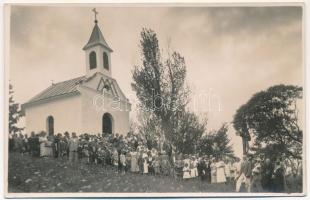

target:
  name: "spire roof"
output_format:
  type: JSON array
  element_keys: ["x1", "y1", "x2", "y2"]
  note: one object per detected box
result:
[{"x1": 83, "y1": 23, "x2": 113, "y2": 52}]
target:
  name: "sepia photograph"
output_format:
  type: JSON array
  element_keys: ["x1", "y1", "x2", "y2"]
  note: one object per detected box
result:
[{"x1": 4, "y1": 3, "x2": 305, "y2": 197}]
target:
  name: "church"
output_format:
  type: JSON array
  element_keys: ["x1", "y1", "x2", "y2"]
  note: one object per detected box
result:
[{"x1": 22, "y1": 13, "x2": 131, "y2": 136}]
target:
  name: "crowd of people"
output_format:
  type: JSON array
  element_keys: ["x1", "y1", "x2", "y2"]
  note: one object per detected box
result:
[{"x1": 9, "y1": 131, "x2": 302, "y2": 193}]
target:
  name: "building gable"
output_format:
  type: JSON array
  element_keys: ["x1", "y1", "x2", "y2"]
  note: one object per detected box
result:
[{"x1": 80, "y1": 72, "x2": 129, "y2": 102}]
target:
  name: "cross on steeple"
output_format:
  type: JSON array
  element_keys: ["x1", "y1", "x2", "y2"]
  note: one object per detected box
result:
[{"x1": 92, "y1": 8, "x2": 98, "y2": 23}]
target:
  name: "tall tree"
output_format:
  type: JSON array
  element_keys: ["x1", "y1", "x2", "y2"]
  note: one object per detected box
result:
[
  {"x1": 132, "y1": 28, "x2": 190, "y2": 150},
  {"x1": 197, "y1": 123, "x2": 233, "y2": 158},
  {"x1": 233, "y1": 84, "x2": 303, "y2": 159},
  {"x1": 9, "y1": 83, "x2": 24, "y2": 134}
]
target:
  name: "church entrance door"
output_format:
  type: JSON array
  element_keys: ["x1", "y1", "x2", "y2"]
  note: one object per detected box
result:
[{"x1": 102, "y1": 113, "x2": 113, "y2": 134}]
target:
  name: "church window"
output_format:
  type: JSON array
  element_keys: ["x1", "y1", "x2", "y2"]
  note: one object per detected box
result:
[
  {"x1": 89, "y1": 51, "x2": 97, "y2": 69},
  {"x1": 103, "y1": 52, "x2": 109, "y2": 70},
  {"x1": 47, "y1": 116, "x2": 54, "y2": 136}
]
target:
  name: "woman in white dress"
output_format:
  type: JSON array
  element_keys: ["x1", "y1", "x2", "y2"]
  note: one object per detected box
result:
[
  {"x1": 210, "y1": 158, "x2": 217, "y2": 183},
  {"x1": 216, "y1": 158, "x2": 227, "y2": 183},
  {"x1": 142, "y1": 150, "x2": 149, "y2": 174},
  {"x1": 39, "y1": 131, "x2": 48, "y2": 157},
  {"x1": 130, "y1": 151, "x2": 139, "y2": 172},
  {"x1": 190, "y1": 156, "x2": 198, "y2": 178}
]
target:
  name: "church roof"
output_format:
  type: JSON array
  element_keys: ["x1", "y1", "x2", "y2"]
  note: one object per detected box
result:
[
  {"x1": 83, "y1": 23, "x2": 113, "y2": 52},
  {"x1": 23, "y1": 76, "x2": 86, "y2": 107},
  {"x1": 22, "y1": 72, "x2": 129, "y2": 109}
]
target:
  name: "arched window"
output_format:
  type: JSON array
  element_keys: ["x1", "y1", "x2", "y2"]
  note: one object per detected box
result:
[
  {"x1": 46, "y1": 116, "x2": 54, "y2": 136},
  {"x1": 89, "y1": 51, "x2": 97, "y2": 69},
  {"x1": 103, "y1": 52, "x2": 109, "y2": 70}
]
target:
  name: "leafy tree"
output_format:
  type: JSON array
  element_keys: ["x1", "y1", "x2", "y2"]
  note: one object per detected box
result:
[
  {"x1": 172, "y1": 111, "x2": 205, "y2": 154},
  {"x1": 135, "y1": 110, "x2": 161, "y2": 150},
  {"x1": 9, "y1": 83, "x2": 24, "y2": 134},
  {"x1": 132, "y1": 28, "x2": 190, "y2": 151},
  {"x1": 197, "y1": 123, "x2": 233, "y2": 158},
  {"x1": 233, "y1": 84, "x2": 303, "y2": 159}
]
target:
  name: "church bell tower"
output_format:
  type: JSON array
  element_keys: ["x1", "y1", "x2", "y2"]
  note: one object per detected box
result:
[{"x1": 83, "y1": 8, "x2": 113, "y2": 77}]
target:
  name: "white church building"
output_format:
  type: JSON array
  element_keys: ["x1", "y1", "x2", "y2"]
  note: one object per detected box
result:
[{"x1": 22, "y1": 15, "x2": 131, "y2": 136}]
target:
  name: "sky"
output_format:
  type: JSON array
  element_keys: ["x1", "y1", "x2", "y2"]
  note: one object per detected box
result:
[{"x1": 9, "y1": 5, "x2": 303, "y2": 157}]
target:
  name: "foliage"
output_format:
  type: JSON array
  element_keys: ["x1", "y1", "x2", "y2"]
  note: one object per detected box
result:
[
  {"x1": 172, "y1": 110, "x2": 205, "y2": 154},
  {"x1": 9, "y1": 83, "x2": 24, "y2": 134},
  {"x1": 197, "y1": 123, "x2": 233, "y2": 158},
  {"x1": 233, "y1": 84, "x2": 303, "y2": 159},
  {"x1": 135, "y1": 110, "x2": 161, "y2": 150},
  {"x1": 131, "y1": 28, "x2": 191, "y2": 151}
]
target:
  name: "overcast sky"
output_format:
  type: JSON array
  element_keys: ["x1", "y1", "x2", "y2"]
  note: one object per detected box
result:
[{"x1": 9, "y1": 5, "x2": 303, "y2": 157}]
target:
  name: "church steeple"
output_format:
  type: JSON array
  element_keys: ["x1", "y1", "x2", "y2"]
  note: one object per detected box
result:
[{"x1": 83, "y1": 8, "x2": 113, "y2": 77}]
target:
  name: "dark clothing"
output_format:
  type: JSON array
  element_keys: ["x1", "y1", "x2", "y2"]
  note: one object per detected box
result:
[
  {"x1": 261, "y1": 162, "x2": 274, "y2": 191},
  {"x1": 272, "y1": 166, "x2": 285, "y2": 192},
  {"x1": 205, "y1": 161, "x2": 211, "y2": 183},
  {"x1": 53, "y1": 137, "x2": 60, "y2": 158},
  {"x1": 197, "y1": 160, "x2": 207, "y2": 181},
  {"x1": 9, "y1": 138, "x2": 14, "y2": 152},
  {"x1": 28, "y1": 136, "x2": 40, "y2": 157}
]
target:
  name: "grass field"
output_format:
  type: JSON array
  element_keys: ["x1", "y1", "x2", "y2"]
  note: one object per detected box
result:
[{"x1": 8, "y1": 152, "x2": 235, "y2": 193}]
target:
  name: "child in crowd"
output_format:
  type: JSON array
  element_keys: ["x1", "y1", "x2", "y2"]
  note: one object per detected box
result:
[
  {"x1": 183, "y1": 163, "x2": 191, "y2": 180},
  {"x1": 112, "y1": 148, "x2": 119, "y2": 174},
  {"x1": 120, "y1": 151, "x2": 126, "y2": 175}
]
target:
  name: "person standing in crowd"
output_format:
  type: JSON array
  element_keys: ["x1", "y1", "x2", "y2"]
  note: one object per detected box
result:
[
  {"x1": 272, "y1": 159, "x2": 285, "y2": 192},
  {"x1": 210, "y1": 157, "x2": 217, "y2": 183},
  {"x1": 183, "y1": 162, "x2": 191, "y2": 180},
  {"x1": 130, "y1": 150, "x2": 139, "y2": 173},
  {"x1": 224, "y1": 158, "x2": 232, "y2": 184},
  {"x1": 119, "y1": 151, "x2": 126, "y2": 175},
  {"x1": 64, "y1": 131, "x2": 70, "y2": 159},
  {"x1": 28, "y1": 132, "x2": 36, "y2": 157},
  {"x1": 23, "y1": 134, "x2": 30, "y2": 154},
  {"x1": 261, "y1": 158, "x2": 274, "y2": 192},
  {"x1": 216, "y1": 157, "x2": 226, "y2": 184},
  {"x1": 59, "y1": 134, "x2": 68, "y2": 158},
  {"x1": 9, "y1": 134, "x2": 14, "y2": 152},
  {"x1": 147, "y1": 151, "x2": 153, "y2": 174},
  {"x1": 160, "y1": 151, "x2": 170, "y2": 176},
  {"x1": 192, "y1": 156, "x2": 198, "y2": 178},
  {"x1": 229, "y1": 159, "x2": 236, "y2": 184},
  {"x1": 153, "y1": 156, "x2": 160, "y2": 176},
  {"x1": 125, "y1": 150, "x2": 131, "y2": 173},
  {"x1": 138, "y1": 150, "x2": 144, "y2": 174},
  {"x1": 45, "y1": 135, "x2": 54, "y2": 157},
  {"x1": 205, "y1": 156, "x2": 212, "y2": 183},
  {"x1": 16, "y1": 134, "x2": 25, "y2": 154},
  {"x1": 142, "y1": 150, "x2": 149, "y2": 174},
  {"x1": 251, "y1": 158, "x2": 263, "y2": 192},
  {"x1": 174, "y1": 154, "x2": 184, "y2": 180},
  {"x1": 53, "y1": 133, "x2": 61, "y2": 158},
  {"x1": 39, "y1": 131, "x2": 48, "y2": 157},
  {"x1": 236, "y1": 155, "x2": 252, "y2": 192},
  {"x1": 68, "y1": 132, "x2": 79, "y2": 164},
  {"x1": 112, "y1": 148, "x2": 119, "y2": 174},
  {"x1": 197, "y1": 156, "x2": 207, "y2": 181},
  {"x1": 232, "y1": 157, "x2": 240, "y2": 186}
]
